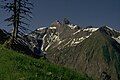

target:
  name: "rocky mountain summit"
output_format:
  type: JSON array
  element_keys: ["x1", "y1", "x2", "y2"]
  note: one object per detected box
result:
[{"x1": 29, "y1": 19, "x2": 120, "y2": 80}]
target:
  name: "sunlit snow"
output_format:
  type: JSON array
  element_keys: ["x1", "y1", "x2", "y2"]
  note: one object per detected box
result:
[
  {"x1": 71, "y1": 33, "x2": 92, "y2": 46},
  {"x1": 68, "y1": 24, "x2": 77, "y2": 29},
  {"x1": 112, "y1": 36, "x2": 120, "y2": 44},
  {"x1": 83, "y1": 28, "x2": 99, "y2": 32},
  {"x1": 49, "y1": 27, "x2": 56, "y2": 29},
  {"x1": 73, "y1": 30, "x2": 81, "y2": 35},
  {"x1": 41, "y1": 34, "x2": 47, "y2": 51},
  {"x1": 37, "y1": 27, "x2": 46, "y2": 30},
  {"x1": 105, "y1": 26, "x2": 113, "y2": 31}
]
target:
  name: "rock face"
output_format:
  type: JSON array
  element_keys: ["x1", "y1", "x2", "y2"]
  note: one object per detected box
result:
[
  {"x1": 0, "y1": 29, "x2": 9, "y2": 44},
  {"x1": 29, "y1": 20, "x2": 120, "y2": 80}
]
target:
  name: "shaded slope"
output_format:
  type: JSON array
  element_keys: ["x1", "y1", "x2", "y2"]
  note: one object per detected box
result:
[
  {"x1": 74, "y1": 30, "x2": 120, "y2": 80},
  {"x1": 0, "y1": 45, "x2": 92, "y2": 80}
]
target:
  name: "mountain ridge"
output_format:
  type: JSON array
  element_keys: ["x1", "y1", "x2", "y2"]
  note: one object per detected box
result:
[{"x1": 30, "y1": 20, "x2": 120, "y2": 80}]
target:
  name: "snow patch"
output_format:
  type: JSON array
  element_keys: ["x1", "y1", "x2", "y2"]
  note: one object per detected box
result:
[
  {"x1": 71, "y1": 33, "x2": 92, "y2": 45},
  {"x1": 58, "y1": 41, "x2": 62, "y2": 45},
  {"x1": 71, "y1": 37, "x2": 85, "y2": 45},
  {"x1": 58, "y1": 40, "x2": 65, "y2": 45},
  {"x1": 41, "y1": 34, "x2": 47, "y2": 51},
  {"x1": 106, "y1": 26, "x2": 120, "y2": 33},
  {"x1": 68, "y1": 24, "x2": 78, "y2": 29},
  {"x1": 85, "y1": 33, "x2": 92, "y2": 38},
  {"x1": 44, "y1": 33, "x2": 60, "y2": 51},
  {"x1": 114, "y1": 29, "x2": 120, "y2": 33},
  {"x1": 105, "y1": 26, "x2": 113, "y2": 31},
  {"x1": 49, "y1": 27, "x2": 56, "y2": 29},
  {"x1": 45, "y1": 44, "x2": 51, "y2": 51},
  {"x1": 73, "y1": 30, "x2": 81, "y2": 35},
  {"x1": 83, "y1": 28, "x2": 99, "y2": 32},
  {"x1": 112, "y1": 36, "x2": 120, "y2": 44},
  {"x1": 37, "y1": 27, "x2": 46, "y2": 30}
]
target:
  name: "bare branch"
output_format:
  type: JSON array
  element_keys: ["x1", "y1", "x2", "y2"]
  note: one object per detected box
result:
[
  {"x1": 20, "y1": 15, "x2": 31, "y2": 21},
  {"x1": 4, "y1": 15, "x2": 14, "y2": 22}
]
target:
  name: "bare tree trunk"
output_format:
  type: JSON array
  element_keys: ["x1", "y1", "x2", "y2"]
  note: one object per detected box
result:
[
  {"x1": 16, "y1": 0, "x2": 21, "y2": 37},
  {"x1": 3, "y1": 0, "x2": 33, "y2": 43},
  {"x1": 12, "y1": 0, "x2": 17, "y2": 43}
]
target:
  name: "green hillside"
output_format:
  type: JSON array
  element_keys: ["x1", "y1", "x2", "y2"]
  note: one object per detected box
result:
[{"x1": 0, "y1": 45, "x2": 92, "y2": 80}]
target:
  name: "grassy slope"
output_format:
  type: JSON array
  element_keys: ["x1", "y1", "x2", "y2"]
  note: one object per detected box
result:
[{"x1": 0, "y1": 45, "x2": 92, "y2": 80}]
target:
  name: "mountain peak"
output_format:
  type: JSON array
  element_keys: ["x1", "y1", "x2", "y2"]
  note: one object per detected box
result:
[
  {"x1": 51, "y1": 20, "x2": 61, "y2": 27},
  {"x1": 27, "y1": 23, "x2": 120, "y2": 80},
  {"x1": 63, "y1": 18, "x2": 71, "y2": 24}
]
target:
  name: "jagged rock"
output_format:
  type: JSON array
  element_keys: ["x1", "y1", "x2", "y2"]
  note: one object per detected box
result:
[
  {"x1": 51, "y1": 20, "x2": 61, "y2": 27},
  {"x1": 63, "y1": 18, "x2": 70, "y2": 24}
]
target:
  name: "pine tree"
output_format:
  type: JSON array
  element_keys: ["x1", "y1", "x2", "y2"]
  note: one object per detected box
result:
[{"x1": 1, "y1": 0, "x2": 33, "y2": 43}]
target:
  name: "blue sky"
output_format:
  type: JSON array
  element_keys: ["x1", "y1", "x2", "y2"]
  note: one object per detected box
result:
[{"x1": 0, "y1": 0, "x2": 120, "y2": 31}]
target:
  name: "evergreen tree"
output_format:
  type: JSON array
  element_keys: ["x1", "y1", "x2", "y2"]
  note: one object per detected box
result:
[{"x1": 1, "y1": 0, "x2": 33, "y2": 43}]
